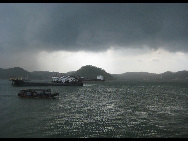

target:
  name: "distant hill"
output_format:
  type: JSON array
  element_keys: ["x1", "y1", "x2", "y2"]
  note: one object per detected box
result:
[
  {"x1": 159, "y1": 71, "x2": 188, "y2": 81},
  {"x1": 0, "y1": 65, "x2": 114, "y2": 80},
  {"x1": 30, "y1": 71, "x2": 60, "y2": 80},
  {"x1": 112, "y1": 72, "x2": 158, "y2": 80},
  {"x1": 71, "y1": 65, "x2": 115, "y2": 80},
  {"x1": 112, "y1": 71, "x2": 188, "y2": 81},
  {"x1": 0, "y1": 67, "x2": 59, "y2": 80},
  {"x1": 0, "y1": 67, "x2": 30, "y2": 79},
  {"x1": 1, "y1": 66, "x2": 188, "y2": 82}
]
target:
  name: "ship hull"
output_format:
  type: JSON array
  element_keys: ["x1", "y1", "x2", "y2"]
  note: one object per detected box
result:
[
  {"x1": 82, "y1": 79, "x2": 105, "y2": 82},
  {"x1": 11, "y1": 80, "x2": 83, "y2": 86}
]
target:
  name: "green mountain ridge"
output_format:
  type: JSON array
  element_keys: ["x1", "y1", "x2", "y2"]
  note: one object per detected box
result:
[
  {"x1": 0, "y1": 66, "x2": 114, "y2": 80},
  {"x1": 0, "y1": 67, "x2": 30, "y2": 79},
  {"x1": 71, "y1": 65, "x2": 114, "y2": 80},
  {"x1": 112, "y1": 71, "x2": 188, "y2": 81},
  {"x1": 1, "y1": 66, "x2": 188, "y2": 81}
]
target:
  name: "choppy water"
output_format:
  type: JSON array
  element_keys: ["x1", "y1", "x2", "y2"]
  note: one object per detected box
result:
[{"x1": 0, "y1": 79, "x2": 187, "y2": 138}]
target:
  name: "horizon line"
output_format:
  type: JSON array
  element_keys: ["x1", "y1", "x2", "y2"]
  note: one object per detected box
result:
[{"x1": 1, "y1": 66, "x2": 188, "y2": 75}]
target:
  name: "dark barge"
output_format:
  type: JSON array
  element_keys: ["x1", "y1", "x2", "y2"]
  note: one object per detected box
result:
[{"x1": 18, "y1": 89, "x2": 59, "y2": 98}]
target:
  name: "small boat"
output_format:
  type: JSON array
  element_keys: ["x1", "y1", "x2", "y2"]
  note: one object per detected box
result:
[{"x1": 18, "y1": 89, "x2": 59, "y2": 98}]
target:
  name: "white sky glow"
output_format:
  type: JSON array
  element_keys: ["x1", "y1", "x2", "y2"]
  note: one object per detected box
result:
[{"x1": 35, "y1": 48, "x2": 188, "y2": 74}]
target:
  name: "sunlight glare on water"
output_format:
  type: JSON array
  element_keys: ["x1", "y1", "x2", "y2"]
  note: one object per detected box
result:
[{"x1": 0, "y1": 80, "x2": 187, "y2": 138}]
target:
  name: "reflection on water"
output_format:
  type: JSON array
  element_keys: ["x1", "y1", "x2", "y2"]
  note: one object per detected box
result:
[{"x1": 0, "y1": 80, "x2": 187, "y2": 137}]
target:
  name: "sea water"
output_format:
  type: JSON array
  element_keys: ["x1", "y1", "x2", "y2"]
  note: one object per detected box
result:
[{"x1": 0, "y1": 79, "x2": 187, "y2": 138}]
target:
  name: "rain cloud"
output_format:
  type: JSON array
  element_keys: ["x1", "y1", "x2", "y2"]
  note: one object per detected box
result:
[{"x1": 0, "y1": 3, "x2": 188, "y2": 53}]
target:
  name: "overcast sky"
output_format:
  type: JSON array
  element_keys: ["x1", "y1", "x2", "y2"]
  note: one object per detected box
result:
[{"x1": 0, "y1": 3, "x2": 188, "y2": 74}]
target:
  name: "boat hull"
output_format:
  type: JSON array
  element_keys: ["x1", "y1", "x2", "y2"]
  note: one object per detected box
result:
[
  {"x1": 18, "y1": 89, "x2": 59, "y2": 98},
  {"x1": 11, "y1": 80, "x2": 83, "y2": 86}
]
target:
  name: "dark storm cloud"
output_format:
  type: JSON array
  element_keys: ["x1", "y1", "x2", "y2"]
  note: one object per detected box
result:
[{"x1": 0, "y1": 3, "x2": 188, "y2": 53}]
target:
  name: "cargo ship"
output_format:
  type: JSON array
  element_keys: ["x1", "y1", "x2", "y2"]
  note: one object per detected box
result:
[{"x1": 10, "y1": 75, "x2": 83, "y2": 86}]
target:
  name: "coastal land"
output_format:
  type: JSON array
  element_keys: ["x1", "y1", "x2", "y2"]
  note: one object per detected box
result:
[{"x1": 1, "y1": 65, "x2": 188, "y2": 82}]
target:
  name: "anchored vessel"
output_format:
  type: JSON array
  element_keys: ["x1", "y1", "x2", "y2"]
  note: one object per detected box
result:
[
  {"x1": 18, "y1": 89, "x2": 59, "y2": 98},
  {"x1": 78, "y1": 75, "x2": 105, "y2": 82},
  {"x1": 10, "y1": 75, "x2": 83, "y2": 86}
]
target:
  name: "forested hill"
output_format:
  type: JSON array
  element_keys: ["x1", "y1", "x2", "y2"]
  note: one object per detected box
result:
[
  {"x1": 71, "y1": 65, "x2": 115, "y2": 80},
  {"x1": 0, "y1": 66, "x2": 115, "y2": 80},
  {"x1": 1, "y1": 66, "x2": 188, "y2": 81},
  {"x1": 112, "y1": 71, "x2": 188, "y2": 81},
  {"x1": 0, "y1": 67, "x2": 30, "y2": 79},
  {"x1": 0, "y1": 67, "x2": 58, "y2": 80}
]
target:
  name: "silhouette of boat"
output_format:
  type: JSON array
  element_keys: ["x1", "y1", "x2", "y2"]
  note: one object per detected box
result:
[{"x1": 18, "y1": 89, "x2": 59, "y2": 98}]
